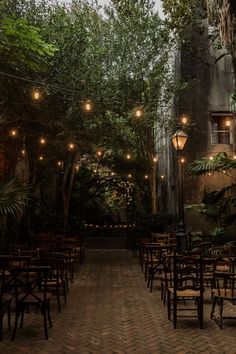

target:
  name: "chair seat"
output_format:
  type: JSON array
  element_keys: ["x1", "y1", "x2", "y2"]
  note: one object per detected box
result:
[
  {"x1": 47, "y1": 278, "x2": 63, "y2": 285},
  {"x1": 211, "y1": 288, "x2": 236, "y2": 299},
  {"x1": 169, "y1": 287, "x2": 201, "y2": 297}
]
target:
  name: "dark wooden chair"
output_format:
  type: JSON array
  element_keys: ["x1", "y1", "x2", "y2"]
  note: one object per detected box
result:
[
  {"x1": 0, "y1": 261, "x2": 13, "y2": 341},
  {"x1": 211, "y1": 257, "x2": 236, "y2": 328},
  {"x1": 11, "y1": 266, "x2": 52, "y2": 340},
  {"x1": 38, "y1": 255, "x2": 67, "y2": 313},
  {"x1": 167, "y1": 255, "x2": 204, "y2": 329}
]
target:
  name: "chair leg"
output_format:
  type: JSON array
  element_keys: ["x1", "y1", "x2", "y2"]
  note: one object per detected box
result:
[
  {"x1": 0, "y1": 312, "x2": 3, "y2": 341},
  {"x1": 219, "y1": 299, "x2": 224, "y2": 329},
  {"x1": 173, "y1": 299, "x2": 177, "y2": 329},
  {"x1": 12, "y1": 309, "x2": 19, "y2": 340},
  {"x1": 56, "y1": 286, "x2": 61, "y2": 313},
  {"x1": 7, "y1": 304, "x2": 11, "y2": 330},
  {"x1": 47, "y1": 303, "x2": 52, "y2": 328},
  {"x1": 43, "y1": 305, "x2": 48, "y2": 340},
  {"x1": 211, "y1": 296, "x2": 217, "y2": 319}
]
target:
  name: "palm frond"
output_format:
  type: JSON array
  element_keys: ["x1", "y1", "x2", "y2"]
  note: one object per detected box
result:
[
  {"x1": 0, "y1": 178, "x2": 30, "y2": 216},
  {"x1": 185, "y1": 203, "x2": 218, "y2": 217},
  {"x1": 186, "y1": 152, "x2": 236, "y2": 176}
]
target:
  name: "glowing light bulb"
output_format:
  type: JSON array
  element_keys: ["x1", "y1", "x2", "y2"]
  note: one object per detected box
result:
[
  {"x1": 233, "y1": 155, "x2": 236, "y2": 160},
  {"x1": 75, "y1": 165, "x2": 79, "y2": 171},
  {"x1": 21, "y1": 149, "x2": 26, "y2": 156},
  {"x1": 40, "y1": 138, "x2": 46, "y2": 145},
  {"x1": 97, "y1": 150, "x2": 102, "y2": 156},
  {"x1": 209, "y1": 156, "x2": 213, "y2": 160},
  {"x1": 144, "y1": 175, "x2": 148, "y2": 179},
  {"x1": 85, "y1": 102, "x2": 91, "y2": 111},
  {"x1": 128, "y1": 174, "x2": 132, "y2": 178},
  {"x1": 135, "y1": 108, "x2": 142, "y2": 118},
  {"x1": 180, "y1": 158, "x2": 185, "y2": 163},
  {"x1": 153, "y1": 157, "x2": 158, "y2": 163},
  {"x1": 111, "y1": 172, "x2": 115, "y2": 176},
  {"x1": 225, "y1": 118, "x2": 231, "y2": 127},
  {"x1": 181, "y1": 115, "x2": 188, "y2": 124},
  {"x1": 39, "y1": 155, "x2": 44, "y2": 161},
  {"x1": 160, "y1": 175, "x2": 165, "y2": 179},
  {"x1": 10, "y1": 129, "x2": 17, "y2": 137},
  {"x1": 126, "y1": 153, "x2": 131, "y2": 160},
  {"x1": 68, "y1": 143, "x2": 75, "y2": 150},
  {"x1": 57, "y1": 161, "x2": 62, "y2": 166},
  {"x1": 32, "y1": 89, "x2": 41, "y2": 100},
  {"x1": 208, "y1": 172, "x2": 211, "y2": 176}
]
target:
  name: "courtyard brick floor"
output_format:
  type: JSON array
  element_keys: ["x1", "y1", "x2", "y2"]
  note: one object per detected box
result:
[{"x1": 1, "y1": 249, "x2": 236, "y2": 353}]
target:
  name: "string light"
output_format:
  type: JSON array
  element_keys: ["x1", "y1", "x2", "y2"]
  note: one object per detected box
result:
[
  {"x1": 75, "y1": 165, "x2": 79, "y2": 171},
  {"x1": 144, "y1": 174, "x2": 149, "y2": 179},
  {"x1": 180, "y1": 158, "x2": 185, "y2": 163},
  {"x1": 57, "y1": 161, "x2": 62, "y2": 166},
  {"x1": 233, "y1": 155, "x2": 236, "y2": 160},
  {"x1": 84, "y1": 101, "x2": 92, "y2": 112},
  {"x1": 97, "y1": 150, "x2": 102, "y2": 156},
  {"x1": 10, "y1": 129, "x2": 17, "y2": 137},
  {"x1": 32, "y1": 88, "x2": 41, "y2": 101},
  {"x1": 68, "y1": 143, "x2": 75, "y2": 150},
  {"x1": 208, "y1": 172, "x2": 212, "y2": 176},
  {"x1": 181, "y1": 115, "x2": 188, "y2": 124},
  {"x1": 209, "y1": 156, "x2": 213, "y2": 160},
  {"x1": 225, "y1": 117, "x2": 231, "y2": 127},
  {"x1": 21, "y1": 149, "x2": 26, "y2": 156},
  {"x1": 39, "y1": 137, "x2": 46, "y2": 145},
  {"x1": 111, "y1": 172, "x2": 115, "y2": 176},
  {"x1": 126, "y1": 153, "x2": 131, "y2": 160},
  {"x1": 160, "y1": 174, "x2": 165, "y2": 179},
  {"x1": 153, "y1": 157, "x2": 158, "y2": 163},
  {"x1": 128, "y1": 174, "x2": 132, "y2": 178},
  {"x1": 134, "y1": 108, "x2": 143, "y2": 118},
  {"x1": 39, "y1": 155, "x2": 44, "y2": 161}
]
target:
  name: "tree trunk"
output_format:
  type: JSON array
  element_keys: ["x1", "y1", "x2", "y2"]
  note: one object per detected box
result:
[
  {"x1": 150, "y1": 160, "x2": 157, "y2": 215},
  {"x1": 62, "y1": 151, "x2": 79, "y2": 233}
]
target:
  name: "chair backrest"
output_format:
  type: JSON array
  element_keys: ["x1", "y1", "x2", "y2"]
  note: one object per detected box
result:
[
  {"x1": 214, "y1": 271, "x2": 236, "y2": 299},
  {"x1": 11, "y1": 266, "x2": 50, "y2": 303},
  {"x1": 173, "y1": 255, "x2": 203, "y2": 293}
]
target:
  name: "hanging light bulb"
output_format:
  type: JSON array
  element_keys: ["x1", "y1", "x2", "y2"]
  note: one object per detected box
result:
[
  {"x1": 153, "y1": 157, "x2": 158, "y2": 163},
  {"x1": 160, "y1": 174, "x2": 165, "y2": 180},
  {"x1": 181, "y1": 115, "x2": 188, "y2": 125},
  {"x1": 21, "y1": 149, "x2": 26, "y2": 156},
  {"x1": 84, "y1": 101, "x2": 92, "y2": 112},
  {"x1": 68, "y1": 143, "x2": 75, "y2": 150},
  {"x1": 128, "y1": 174, "x2": 132, "y2": 178},
  {"x1": 135, "y1": 108, "x2": 143, "y2": 118},
  {"x1": 57, "y1": 161, "x2": 62, "y2": 166},
  {"x1": 39, "y1": 137, "x2": 46, "y2": 145},
  {"x1": 10, "y1": 129, "x2": 17, "y2": 137},
  {"x1": 97, "y1": 150, "x2": 103, "y2": 156},
  {"x1": 233, "y1": 155, "x2": 236, "y2": 160},
  {"x1": 180, "y1": 157, "x2": 185, "y2": 163},
  {"x1": 144, "y1": 174, "x2": 149, "y2": 179},
  {"x1": 126, "y1": 153, "x2": 131, "y2": 160},
  {"x1": 39, "y1": 155, "x2": 44, "y2": 161},
  {"x1": 209, "y1": 156, "x2": 213, "y2": 160},
  {"x1": 225, "y1": 117, "x2": 231, "y2": 127},
  {"x1": 32, "y1": 88, "x2": 41, "y2": 101}
]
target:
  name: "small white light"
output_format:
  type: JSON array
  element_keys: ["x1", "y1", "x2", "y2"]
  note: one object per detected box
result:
[
  {"x1": 144, "y1": 175, "x2": 148, "y2": 179},
  {"x1": 39, "y1": 155, "x2": 44, "y2": 161},
  {"x1": 97, "y1": 150, "x2": 102, "y2": 156},
  {"x1": 153, "y1": 157, "x2": 158, "y2": 163},
  {"x1": 10, "y1": 129, "x2": 17, "y2": 137},
  {"x1": 160, "y1": 175, "x2": 165, "y2": 179},
  {"x1": 128, "y1": 174, "x2": 132, "y2": 178},
  {"x1": 68, "y1": 143, "x2": 75, "y2": 150},
  {"x1": 225, "y1": 118, "x2": 231, "y2": 127},
  {"x1": 135, "y1": 108, "x2": 142, "y2": 118},
  {"x1": 209, "y1": 156, "x2": 213, "y2": 160},
  {"x1": 180, "y1": 158, "x2": 185, "y2": 163},
  {"x1": 181, "y1": 115, "x2": 188, "y2": 124},
  {"x1": 85, "y1": 102, "x2": 91, "y2": 111},
  {"x1": 126, "y1": 153, "x2": 131, "y2": 160},
  {"x1": 40, "y1": 138, "x2": 46, "y2": 145}
]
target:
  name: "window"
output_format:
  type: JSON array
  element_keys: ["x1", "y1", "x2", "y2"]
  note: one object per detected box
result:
[{"x1": 211, "y1": 113, "x2": 232, "y2": 144}]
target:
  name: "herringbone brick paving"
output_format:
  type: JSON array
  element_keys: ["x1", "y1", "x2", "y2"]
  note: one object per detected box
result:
[{"x1": 0, "y1": 249, "x2": 236, "y2": 353}]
